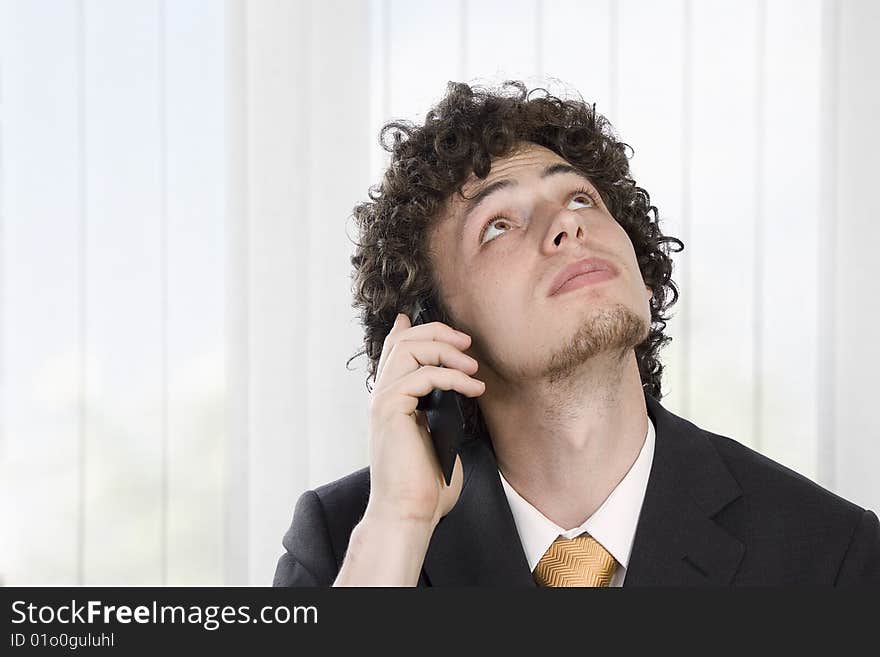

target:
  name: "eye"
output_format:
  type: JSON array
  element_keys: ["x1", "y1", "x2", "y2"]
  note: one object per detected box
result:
[
  {"x1": 479, "y1": 215, "x2": 512, "y2": 245},
  {"x1": 478, "y1": 186, "x2": 599, "y2": 245},
  {"x1": 570, "y1": 186, "x2": 599, "y2": 208}
]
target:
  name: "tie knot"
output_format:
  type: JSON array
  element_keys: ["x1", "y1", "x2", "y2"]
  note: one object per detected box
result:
[{"x1": 533, "y1": 533, "x2": 618, "y2": 587}]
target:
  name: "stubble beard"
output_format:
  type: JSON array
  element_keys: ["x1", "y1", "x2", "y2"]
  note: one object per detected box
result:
[{"x1": 542, "y1": 301, "x2": 650, "y2": 385}]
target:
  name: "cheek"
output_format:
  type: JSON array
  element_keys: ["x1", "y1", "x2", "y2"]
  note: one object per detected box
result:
[
  {"x1": 463, "y1": 276, "x2": 519, "y2": 325},
  {"x1": 610, "y1": 226, "x2": 640, "y2": 267},
  {"x1": 608, "y1": 217, "x2": 632, "y2": 244},
  {"x1": 472, "y1": 236, "x2": 517, "y2": 264}
]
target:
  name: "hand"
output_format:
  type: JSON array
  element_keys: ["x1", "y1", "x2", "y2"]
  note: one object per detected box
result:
[{"x1": 365, "y1": 311, "x2": 485, "y2": 529}]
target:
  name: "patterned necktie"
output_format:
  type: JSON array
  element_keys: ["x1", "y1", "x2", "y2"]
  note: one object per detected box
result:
[{"x1": 533, "y1": 533, "x2": 619, "y2": 587}]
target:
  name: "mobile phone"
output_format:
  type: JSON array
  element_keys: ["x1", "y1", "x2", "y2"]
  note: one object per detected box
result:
[{"x1": 410, "y1": 297, "x2": 473, "y2": 486}]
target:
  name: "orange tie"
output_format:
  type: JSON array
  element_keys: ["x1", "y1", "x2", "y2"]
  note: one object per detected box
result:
[{"x1": 533, "y1": 533, "x2": 619, "y2": 587}]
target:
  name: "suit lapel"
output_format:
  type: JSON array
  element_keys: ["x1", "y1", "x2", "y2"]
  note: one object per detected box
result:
[
  {"x1": 624, "y1": 394, "x2": 745, "y2": 586},
  {"x1": 423, "y1": 391, "x2": 746, "y2": 586},
  {"x1": 423, "y1": 436, "x2": 537, "y2": 586}
]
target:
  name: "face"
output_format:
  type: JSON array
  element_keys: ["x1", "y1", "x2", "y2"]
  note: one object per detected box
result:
[{"x1": 428, "y1": 142, "x2": 653, "y2": 386}]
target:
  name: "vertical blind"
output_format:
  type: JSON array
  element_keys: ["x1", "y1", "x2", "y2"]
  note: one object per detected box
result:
[{"x1": 1, "y1": 0, "x2": 878, "y2": 585}]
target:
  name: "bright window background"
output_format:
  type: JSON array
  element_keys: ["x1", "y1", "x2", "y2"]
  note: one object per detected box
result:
[{"x1": 1, "y1": 0, "x2": 878, "y2": 585}]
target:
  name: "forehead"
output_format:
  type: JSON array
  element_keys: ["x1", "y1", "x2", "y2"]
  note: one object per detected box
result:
[{"x1": 457, "y1": 142, "x2": 571, "y2": 199}]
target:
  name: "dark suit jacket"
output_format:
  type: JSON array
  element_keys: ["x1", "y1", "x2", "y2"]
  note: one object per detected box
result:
[{"x1": 273, "y1": 391, "x2": 880, "y2": 586}]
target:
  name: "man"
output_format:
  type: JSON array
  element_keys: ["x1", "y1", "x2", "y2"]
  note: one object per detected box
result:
[{"x1": 273, "y1": 81, "x2": 880, "y2": 586}]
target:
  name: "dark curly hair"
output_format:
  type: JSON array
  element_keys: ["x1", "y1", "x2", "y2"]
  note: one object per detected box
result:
[{"x1": 346, "y1": 80, "x2": 683, "y2": 444}]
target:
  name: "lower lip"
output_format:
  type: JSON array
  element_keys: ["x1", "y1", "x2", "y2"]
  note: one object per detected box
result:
[{"x1": 551, "y1": 269, "x2": 616, "y2": 296}]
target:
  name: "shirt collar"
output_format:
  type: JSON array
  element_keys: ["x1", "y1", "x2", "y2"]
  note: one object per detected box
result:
[{"x1": 498, "y1": 414, "x2": 656, "y2": 572}]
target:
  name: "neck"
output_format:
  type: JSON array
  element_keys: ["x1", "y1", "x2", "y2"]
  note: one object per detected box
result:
[{"x1": 477, "y1": 348, "x2": 649, "y2": 530}]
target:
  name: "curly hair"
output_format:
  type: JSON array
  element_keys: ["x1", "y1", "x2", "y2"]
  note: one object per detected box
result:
[{"x1": 346, "y1": 79, "x2": 683, "y2": 444}]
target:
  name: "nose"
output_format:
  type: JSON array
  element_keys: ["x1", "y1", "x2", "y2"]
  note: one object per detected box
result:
[
  {"x1": 553, "y1": 223, "x2": 585, "y2": 246},
  {"x1": 548, "y1": 210, "x2": 588, "y2": 248}
]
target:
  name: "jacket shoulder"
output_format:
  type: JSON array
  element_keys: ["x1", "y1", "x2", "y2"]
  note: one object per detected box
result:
[
  {"x1": 702, "y1": 430, "x2": 880, "y2": 584},
  {"x1": 701, "y1": 429, "x2": 875, "y2": 580},
  {"x1": 272, "y1": 466, "x2": 371, "y2": 587},
  {"x1": 312, "y1": 465, "x2": 372, "y2": 541},
  {"x1": 705, "y1": 430, "x2": 865, "y2": 519}
]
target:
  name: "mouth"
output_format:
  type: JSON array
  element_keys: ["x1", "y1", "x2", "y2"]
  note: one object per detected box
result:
[
  {"x1": 550, "y1": 269, "x2": 617, "y2": 296},
  {"x1": 548, "y1": 257, "x2": 618, "y2": 297}
]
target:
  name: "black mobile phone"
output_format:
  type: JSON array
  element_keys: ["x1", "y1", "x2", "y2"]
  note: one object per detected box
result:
[{"x1": 410, "y1": 297, "x2": 473, "y2": 486}]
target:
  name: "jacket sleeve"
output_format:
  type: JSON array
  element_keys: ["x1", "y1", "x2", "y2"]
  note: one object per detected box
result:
[
  {"x1": 272, "y1": 489, "x2": 339, "y2": 587},
  {"x1": 834, "y1": 509, "x2": 880, "y2": 586}
]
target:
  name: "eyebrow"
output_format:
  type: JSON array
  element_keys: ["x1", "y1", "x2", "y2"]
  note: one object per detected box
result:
[{"x1": 460, "y1": 163, "x2": 595, "y2": 229}]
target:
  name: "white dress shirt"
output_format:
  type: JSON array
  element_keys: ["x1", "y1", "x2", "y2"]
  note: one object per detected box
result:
[{"x1": 497, "y1": 414, "x2": 656, "y2": 587}]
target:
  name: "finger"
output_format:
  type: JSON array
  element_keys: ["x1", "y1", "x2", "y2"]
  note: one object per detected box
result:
[
  {"x1": 386, "y1": 366, "x2": 485, "y2": 416},
  {"x1": 376, "y1": 313, "x2": 409, "y2": 381},
  {"x1": 377, "y1": 313, "x2": 471, "y2": 382},
  {"x1": 381, "y1": 339, "x2": 479, "y2": 388}
]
